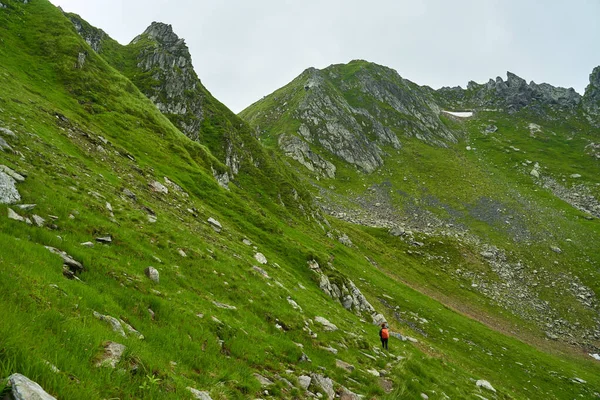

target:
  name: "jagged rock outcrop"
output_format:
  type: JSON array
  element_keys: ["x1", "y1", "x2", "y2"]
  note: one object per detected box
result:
[
  {"x1": 67, "y1": 13, "x2": 107, "y2": 52},
  {"x1": 583, "y1": 66, "x2": 600, "y2": 124},
  {"x1": 130, "y1": 22, "x2": 204, "y2": 140},
  {"x1": 438, "y1": 71, "x2": 581, "y2": 114},
  {"x1": 278, "y1": 133, "x2": 336, "y2": 178},
  {"x1": 308, "y1": 259, "x2": 380, "y2": 322}
]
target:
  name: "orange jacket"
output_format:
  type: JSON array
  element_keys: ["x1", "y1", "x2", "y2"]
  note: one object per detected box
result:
[{"x1": 380, "y1": 328, "x2": 389, "y2": 339}]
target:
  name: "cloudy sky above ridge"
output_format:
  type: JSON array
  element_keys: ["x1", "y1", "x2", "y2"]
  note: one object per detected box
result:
[{"x1": 50, "y1": 0, "x2": 600, "y2": 113}]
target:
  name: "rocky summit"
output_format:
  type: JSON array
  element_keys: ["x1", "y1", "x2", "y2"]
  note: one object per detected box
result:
[{"x1": 1, "y1": 1, "x2": 600, "y2": 400}]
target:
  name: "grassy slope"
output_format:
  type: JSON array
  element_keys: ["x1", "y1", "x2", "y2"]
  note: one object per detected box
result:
[{"x1": 0, "y1": 1, "x2": 598, "y2": 399}]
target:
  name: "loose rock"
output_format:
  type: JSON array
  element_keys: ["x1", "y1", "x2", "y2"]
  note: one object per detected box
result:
[
  {"x1": 254, "y1": 252, "x2": 268, "y2": 264},
  {"x1": 207, "y1": 217, "x2": 222, "y2": 233},
  {"x1": 314, "y1": 316, "x2": 338, "y2": 331},
  {"x1": 93, "y1": 311, "x2": 126, "y2": 337},
  {"x1": 5, "y1": 373, "x2": 57, "y2": 400},
  {"x1": 95, "y1": 341, "x2": 126, "y2": 368},
  {"x1": 0, "y1": 172, "x2": 20, "y2": 204},
  {"x1": 144, "y1": 266, "x2": 160, "y2": 283},
  {"x1": 187, "y1": 387, "x2": 213, "y2": 400},
  {"x1": 476, "y1": 379, "x2": 496, "y2": 392}
]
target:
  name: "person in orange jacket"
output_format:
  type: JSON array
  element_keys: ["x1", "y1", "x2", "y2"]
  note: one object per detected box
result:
[{"x1": 379, "y1": 322, "x2": 389, "y2": 350}]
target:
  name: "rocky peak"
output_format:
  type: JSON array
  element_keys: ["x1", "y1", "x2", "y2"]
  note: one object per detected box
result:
[
  {"x1": 445, "y1": 71, "x2": 581, "y2": 114},
  {"x1": 139, "y1": 22, "x2": 182, "y2": 47},
  {"x1": 130, "y1": 21, "x2": 204, "y2": 140},
  {"x1": 583, "y1": 66, "x2": 600, "y2": 123}
]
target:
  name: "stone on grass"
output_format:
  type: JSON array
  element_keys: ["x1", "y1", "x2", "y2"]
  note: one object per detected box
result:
[
  {"x1": 119, "y1": 319, "x2": 144, "y2": 340},
  {"x1": 310, "y1": 374, "x2": 335, "y2": 400},
  {"x1": 254, "y1": 373, "x2": 274, "y2": 386},
  {"x1": 367, "y1": 369, "x2": 380, "y2": 377},
  {"x1": 44, "y1": 246, "x2": 84, "y2": 273},
  {"x1": 0, "y1": 127, "x2": 16, "y2": 137},
  {"x1": 187, "y1": 387, "x2": 213, "y2": 400},
  {"x1": 254, "y1": 252, "x2": 268, "y2": 264},
  {"x1": 81, "y1": 241, "x2": 94, "y2": 247},
  {"x1": 0, "y1": 137, "x2": 13, "y2": 152},
  {"x1": 144, "y1": 266, "x2": 160, "y2": 283},
  {"x1": 32, "y1": 214, "x2": 45, "y2": 227},
  {"x1": 5, "y1": 373, "x2": 56, "y2": 400},
  {"x1": 339, "y1": 386, "x2": 361, "y2": 400},
  {"x1": 213, "y1": 301, "x2": 237, "y2": 310},
  {"x1": 96, "y1": 236, "x2": 112, "y2": 243},
  {"x1": 476, "y1": 379, "x2": 496, "y2": 392},
  {"x1": 253, "y1": 266, "x2": 270, "y2": 279},
  {"x1": 287, "y1": 297, "x2": 302, "y2": 311},
  {"x1": 314, "y1": 316, "x2": 338, "y2": 331},
  {"x1": 95, "y1": 341, "x2": 126, "y2": 368},
  {"x1": 550, "y1": 246, "x2": 562, "y2": 254},
  {"x1": 298, "y1": 375, "x2": 311, "y2": 390},
  {"x1": 242, "y1": 238, "x2": 252, "y2": 246},
  {"x1": 8, "y1": 208, "x2": 25, "y2": 222},
  {"x1": 0, "y1": 172, "x2": 20, "y2": 204},
  {"x1": 178, "y1": 248, "x2": 187, "y2": 257},
  {"x1": 0, "y1": 165, "x2": 25, "y2": 182},
  {"x1": 335, "y1": 359, "x2": 354, "y2": 372},
  {"x1": 16, "y1": 204, "x2": 36, "y2": 211},
  {"x1": 208, "y1": 217, "x2": 222, "y2": 233},
  {"x1": 149, "y1": 180, "x2": 168, "y2": 194},
  {"x1": 590, "y1": 353, "x2": 600, "y2": 361},
  {"x1": 93, "y1": 311, "x2": 126, "y2": 337}
]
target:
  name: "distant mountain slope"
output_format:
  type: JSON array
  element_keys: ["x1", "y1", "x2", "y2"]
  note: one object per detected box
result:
[{"x1": 241, "y1": 59, "x2": 600, "y2": 355}]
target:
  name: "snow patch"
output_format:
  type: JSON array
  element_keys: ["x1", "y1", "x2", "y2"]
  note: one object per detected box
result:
[{"x1": 442, "y1": 110, "x2": 473, "y2": 118}]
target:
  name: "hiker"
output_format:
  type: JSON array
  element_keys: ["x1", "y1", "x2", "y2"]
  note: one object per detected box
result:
[{"x1": 379, "y1": 322, "x2": 389, "y2": 350}]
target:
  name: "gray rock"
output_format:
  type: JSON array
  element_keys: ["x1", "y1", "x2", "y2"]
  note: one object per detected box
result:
[
  {"x1": 298, "y1": 375, "x2": 312, "y2": 390},
  {"x1": 339, "y1": 386, "x2": 361, "y2": 400},
  {"x1": 314, "y1": 316, "x2": 338, "y2": 331},
  {"x1": 148, "y1": 180, "x2": 168, "y2": 194},
  {"x1": 242, "y1": 238, "x2": 252, "y2": 246},
  {"x1": 530, "y1": 168, "x2": 540, "y2": 178},
  {"x1": 8, "y1": 208, "x2": 25, "y2": 222},
  {"x1": 187, "y1": 387, "x2": 213, "y2": 400},
  {"x1": 119, "y1": 319, "x2": 144, "y2": 340},
  {"x1": 254, "y1": 252, "x2": 267, "y2": 264},
  {"x1": 254, "y1": 373, "x2": 274, "y2": 387},
  {"x1": 16, "y1": 204, "x2": 35, "y2": 211},
  {"x1": 310, "y1": 373, "x2": 335, "y2": 400},
  {"x1": 81, "y1": 241, "x2": 94, "y2": 247},
  {"x1": 252, "y1": 266, "x2": 270, "y2": 279},
  {"x1": 213, "y1": 301, "x2": 236, "y2": 310},
  {"x1": 144, "y1": 266, "x2": 160, "y2": 283},
  {"x1": 278, "y1": 133, "x2": 336, "y2": 178},
  {"x1": 96, "y1": 236, "x2": 112, "y2": 243},
  {"x1": 122, "y1": 188, "x2": 136, "y2": 201},
  {"x1": 335, "y1": 359, "x2": 355, "y2": 372},
  {"x1": 476, "y1": 379, "x2": 496, "y2": 392},
  {"x1": 44, "y1": 246, "x2": 84, "y2": 273},
  {"x1": 5, "y1": 373, "x2": 57, "y2": 400},
  {"x1": 207, "y1": 217, "x2": 222, "y2": 233},
  {"x1": 0, "y1": 136, "x2": 12, "y2": 152},
  {"x1": 287, "y1": 297, "x2": 302, "y2": 311},
  {"x1": 484, "y1": 124, "x2": 498, "y2": 133},
  {"x1": 32, "y1": 215, "x2": 45, "y2": 227},
  {"x1": 0, "y1": 127, "x2": 16, "y2": 137},
  {"x1": 0, "y1": 172, "x2": 20, "y2": 204},
  {"x1": 93, "y1": 311, "x2": 126, "y2": 337},
  {"x1": 550, "y1": 246, "x2": 562, "y2": 254},
  {"x1": 95, "y1": 341, "x2": 126, "y2": 368},
  {"x1": 0, "y1": 165, "x2": 25, "y2": 182}
]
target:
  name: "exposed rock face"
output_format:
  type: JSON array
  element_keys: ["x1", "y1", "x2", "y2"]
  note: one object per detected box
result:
[
  {"x1": 583, "y1": 66, "x2": 600, "y2": 124},
  {"x1": 439, "y1": 71, "x2": 581, "y2": 114},
  {"x1": 278, "y1": 133, "x2": 336, "y2": 178},
  {"x1": 243, "y1": 60, "x2": 458, "y2": 174},
  {"x1": 131, "y1": 22, "x2": 204, "y2": 140},
  {"x1": 67, "y1": 13, "x2": 107, "y2": 52}
]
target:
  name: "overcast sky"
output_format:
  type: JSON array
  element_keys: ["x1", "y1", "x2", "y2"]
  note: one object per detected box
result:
[{"x1": 50, "y1": 0, "x2": 600, "y2": 113}]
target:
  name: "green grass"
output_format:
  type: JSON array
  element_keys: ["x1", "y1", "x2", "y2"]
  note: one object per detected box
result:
[{"x1": 0, "y1": 1, "x2": 599, "y2": 399}]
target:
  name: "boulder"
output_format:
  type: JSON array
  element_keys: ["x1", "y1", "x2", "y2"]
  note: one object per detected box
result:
[
  {"x1": 148, "y1": 180, "x2": 168, "y2": 194},
  {"x1": 314, "y1": 316, "x2": 338, "y2": 331},
  {"x1": 93, "y1": 311, "x2": 126, "y2": 337},
  {"x1": 0, "y1": 172, "x2": 20, "y2": 204},
  {"x1": 0, "y1": 165, "x2": 25, "y2": 182},
  {"x1": 476, "y1": 379, "x2": 496, "y2": 392},
  {"x1": 254, "y1": 252, "x2": 268, "y2": 264},
  {"x1": 5, "y1": 373, "x2": 57, "y2": 400},
  {"x1": 207, "y1": 217, "x2": 222, "y2": 233},
  {"x1": 335, "y1": 359, "x2": 355, "y2": 372},
  {"x1": 298, "y1": 375, "x2": 312, "y2": 390},
  {"x1": 144, "y1": 266, "x2": 160, "y2": 283},
  {"x1": 95, "y1": 341, "x2": 126, "y2": 368},
  {"x1": 187, "y1": 387, "x2": 213, "y2": 400},
  {"x1": 310, "y1": 373, "x2": 335, "y2": 400}
]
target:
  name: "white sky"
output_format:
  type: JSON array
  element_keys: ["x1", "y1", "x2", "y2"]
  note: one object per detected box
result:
[{"x1": 49, "y1": 0, "x2": 600, "y2": 113}]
